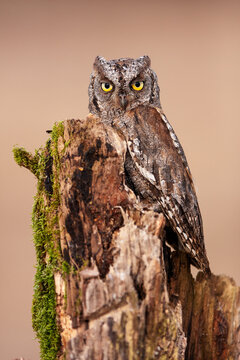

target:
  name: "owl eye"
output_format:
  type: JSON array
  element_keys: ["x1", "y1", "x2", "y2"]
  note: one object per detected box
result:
[
  {"x1": 101, "y1": 82, "x2": 113, "y2": 92},
  {"x1": 131, "y1": 80, "x2": 144, "y2": 91}
]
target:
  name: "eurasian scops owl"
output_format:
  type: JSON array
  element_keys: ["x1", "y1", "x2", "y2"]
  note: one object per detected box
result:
[{"x1": 88, "y1": 55, "x2": 210, "y2": 274}]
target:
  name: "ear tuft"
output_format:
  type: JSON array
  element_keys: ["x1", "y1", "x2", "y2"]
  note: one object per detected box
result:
[
  {"x1": 137, "y1": 55, "x2": 151, "y2": 68},
  {"x1": 93, "y1": 56, "x2": 107, "y2": 70}
]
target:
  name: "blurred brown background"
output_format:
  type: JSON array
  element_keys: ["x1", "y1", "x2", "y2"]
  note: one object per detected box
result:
[{"x1": 1, "y1": 0, "x2": 239, "y2": 359}]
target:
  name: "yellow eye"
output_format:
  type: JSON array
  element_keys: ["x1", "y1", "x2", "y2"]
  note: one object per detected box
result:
[
  {"x1": 131, "y1": 81, "x2": 144, "y2": 91},
  {"x1": 101, "y1": 82, "x2": 113, "y2": 92}
]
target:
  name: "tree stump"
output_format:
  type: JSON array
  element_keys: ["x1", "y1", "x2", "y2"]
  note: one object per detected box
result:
[{"x1": 13, "y1": 116, "x2": 240, "y2": 360}]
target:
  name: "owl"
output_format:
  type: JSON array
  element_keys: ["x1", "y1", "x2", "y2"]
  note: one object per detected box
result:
[{"x1": 88, "y1": 55, "x2": 210, "y2": 274}]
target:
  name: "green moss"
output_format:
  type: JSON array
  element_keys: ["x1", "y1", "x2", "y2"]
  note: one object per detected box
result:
[
  {"x1": 13, "y1": 121, "x2": 68, "y2": 360},
  {"x1": 50, "y1": 122, "x2": 64, "y2": 208},
  {"x1": 62, "y1": 261, "x2": 71, "y2": 274},
  {"x1": 80, "y1": 258, "x2": 89, "y2": 270},
  {"x1": 62, "y1": 139, "x2": 71, "y2": 154},
  {"x1": 31, "y1": 154, "x2": 62, "y2": 358},
  {"x1": 32, "y1": 261, "x2": 60, "y2": 360},
  {"x1": 13, "y1": 146, "x2": 39, "y2": 176}
]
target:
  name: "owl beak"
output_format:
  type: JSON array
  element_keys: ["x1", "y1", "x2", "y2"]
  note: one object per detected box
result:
[{"x1": 118, "y1": 93, "x2": 128, "y2": 110}]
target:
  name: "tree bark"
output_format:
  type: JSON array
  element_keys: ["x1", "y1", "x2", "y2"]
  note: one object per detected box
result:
[{"x1": 13, "y1": 116, "x2": 240, "y2": 360}]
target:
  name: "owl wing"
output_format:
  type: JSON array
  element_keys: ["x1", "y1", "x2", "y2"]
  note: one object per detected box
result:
[{"x1": 124, "y1": 105, "x2": 210, "y2": 272}]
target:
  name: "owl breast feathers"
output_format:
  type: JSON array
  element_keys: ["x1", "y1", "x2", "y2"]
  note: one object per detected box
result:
[{"x1": 88, "y1": 55, "x2": 210, "y2": 274}]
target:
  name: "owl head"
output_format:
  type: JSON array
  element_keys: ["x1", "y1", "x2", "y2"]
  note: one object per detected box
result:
[{"x1": 88, "y1": 56, "x2": 161, "y2": 121}]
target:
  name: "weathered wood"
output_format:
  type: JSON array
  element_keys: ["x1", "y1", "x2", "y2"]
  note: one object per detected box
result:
[
  {"x1": 13, "y1": 116, "x2": 240, "y2": 360},
  {"x1": 169, "y1": 253, "x2": 240, "y2": 360},
  {"x1": 54, "y1": 117, "x2": 186, "y2": 359}
]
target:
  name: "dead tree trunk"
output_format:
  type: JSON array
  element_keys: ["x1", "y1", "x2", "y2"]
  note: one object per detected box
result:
[{"x1": 13, "y1": 116, "x2": 240, "y2": 360}]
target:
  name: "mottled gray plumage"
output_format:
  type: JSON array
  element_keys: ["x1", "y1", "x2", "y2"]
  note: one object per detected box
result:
[{"x1": 88, "y1": 55, "x2": 210, "y2": 274}]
